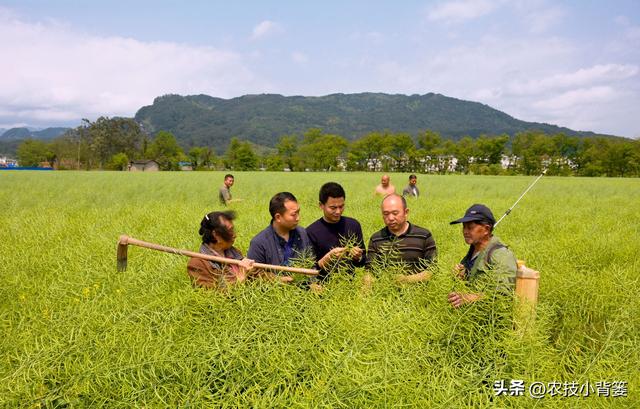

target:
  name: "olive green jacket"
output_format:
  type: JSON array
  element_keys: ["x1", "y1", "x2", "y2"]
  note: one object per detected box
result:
[{"x1": 462, "y1": 235, "x2": 517, "y2": 293}]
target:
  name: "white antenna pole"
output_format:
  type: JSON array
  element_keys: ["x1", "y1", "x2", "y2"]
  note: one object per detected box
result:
[{"x1": 494, "y1": 169, "x2": 547, "y2": 228}]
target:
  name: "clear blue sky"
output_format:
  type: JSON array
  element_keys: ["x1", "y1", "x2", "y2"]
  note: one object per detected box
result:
[{"x1": 1, "y1": 0, "x2": 639, "y2": 137}]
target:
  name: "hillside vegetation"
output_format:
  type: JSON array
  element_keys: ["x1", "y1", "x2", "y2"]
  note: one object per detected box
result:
[
  {"x1": 135, "y1": 93, "x2": 604, "y2": 149},
  {"x1": 0, "y1": 127, "x2": 69, "y2": 140}
]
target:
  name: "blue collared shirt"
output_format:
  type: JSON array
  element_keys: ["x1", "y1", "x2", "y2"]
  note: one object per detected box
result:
[{"x1": 247, "y1": 223, "x2": 311, "y2": 266}]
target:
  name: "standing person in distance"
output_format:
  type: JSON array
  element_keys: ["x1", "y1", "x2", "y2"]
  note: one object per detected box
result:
[
  {"x1": 374, "y1": 174, "x2": 396, "y2": 196},
  {"x1": 306, "y1": 182, "x2": 366, "y2": 281},
  {"x1": 219, "y1": 174, "x2": 241, "y2": 205},
  {"x1": 402, "y1": 174, "x2": 420, "y2": 198}
]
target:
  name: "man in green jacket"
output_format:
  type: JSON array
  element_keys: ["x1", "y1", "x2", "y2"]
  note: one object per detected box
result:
[{"x1": 447, "y1": 204, "x2": 517, "y2": 308}]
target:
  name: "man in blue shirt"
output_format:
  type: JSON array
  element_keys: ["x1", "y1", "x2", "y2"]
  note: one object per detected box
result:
[
  {"x1": 248, "y1": 192, "x2": 311, "y2": 282},
  {"x1": 306, "y1": 182, "x2": 366, "y2": 281}
]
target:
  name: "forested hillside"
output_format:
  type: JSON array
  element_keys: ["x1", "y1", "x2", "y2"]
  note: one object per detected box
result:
[
  {"x1": 135, "y1": 93, "x2": 604, "y2": 151},
  {"x1": 0, "y1": 127, "x2": 69, "y2": 140}
]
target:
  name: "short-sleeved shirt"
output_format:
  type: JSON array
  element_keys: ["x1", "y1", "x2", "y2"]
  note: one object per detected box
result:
[
  {"x1": 247, "y1": 224, "x2": 311, "y2": 267},
  {"x1": 306, "y1": 216, "x2": 366, "y2": 280},
  {"x1": 219, "y1": 186, "x2": 231, "y2": 205},
  {"x1": 366, "y1": 222, "x2": 437, "y2": 273},
  {"x1": 460, "y1": 235, "x2": 517, "y2": 293},
  {"x1": 402, "y1": 184, "x2": 420, "y2": 198}
]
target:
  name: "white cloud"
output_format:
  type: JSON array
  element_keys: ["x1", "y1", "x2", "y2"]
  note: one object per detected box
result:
[
  {"x1": 427, "y1": 1, "x2": 565, "y2": 32},
  {"x1": 350, "y1": 31, "x2": 385, "y2": 43},
  {"x1": 613, "y1": 14, "x2": 640, "y2": 39},
  {"x1": 372, "y1": 35, "x2": 639, "y2": 136},
  {"x1": 250, "y1": 20, "x2": 282, "y2": 40},
  {"x1": 614, "y1": 15, "x2": 629, "y2": 26},
  {"x1": 625, "y1": 25, "x2": 640, "y2": 41},
  {"x1": 0, "y1": 10, "x2": 264, "y2": 126},
  {"x1": 524, "y1": 6, "x2": 565, "y2": 33},
  {"x1": 472, "y1": 88, "x2": 503, "y2": 101},
  {"x1": 532, "y1": 86, "x2": 618, "y2": 111},
  {"x1": 418, "y1": 35, "x2": 575, "y2": 93},
  {"x1": 291, "y1": 52, "x2": 309, "y2": 64},
  {"x1": 507, "y1": 64, "x2": 639, "y2": 95},
  {"x1": 530, "y1": 86, "x2": 637, "y2": 133},
  {"x1": 427, "y1": 0, "x2": 499, "y2": 24}
]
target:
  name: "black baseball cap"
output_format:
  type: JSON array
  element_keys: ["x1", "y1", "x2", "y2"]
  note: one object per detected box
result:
[{"x1": 450, "y1": 204, "x2": 496, "y2": 226}]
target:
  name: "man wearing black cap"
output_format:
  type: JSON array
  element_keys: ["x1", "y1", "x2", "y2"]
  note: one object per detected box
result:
[{"x1": 447, "y1": 204, "x2": 517, "y2": 308}]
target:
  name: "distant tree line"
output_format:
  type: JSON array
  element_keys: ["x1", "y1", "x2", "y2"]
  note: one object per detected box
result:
[
  {"x1": 16, "y1": 117, "x2": 199, "y2": 171},
  {"x1": 15, "y1": 118, "x2": 640, "y2": 177}
]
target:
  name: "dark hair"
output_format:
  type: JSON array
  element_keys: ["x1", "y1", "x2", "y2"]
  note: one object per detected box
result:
[
  {"x1": 382, "y1": 193, "x2": 407, "y2": 209},
  {"x1": 484, "y1": 222, "x2": 495, "y2": 234},
  {"x1": 269, "y1": 192, "x2": 297, "y2": 219},
  {"x1": 470, "y1": 220, "x2": 494, "y2": 234},
  {"x1": 224, "y1": 174, "x2": 234, "y2": 180},
  {"x1": 199, "y1": 211, "x2": 236, "y2": 244},
  {"x1": 409, "y1": 174, "x2": 417, "y2": 180},
  {"x1": 319, "y1": 182, "x2": 345, "y2": 204}
]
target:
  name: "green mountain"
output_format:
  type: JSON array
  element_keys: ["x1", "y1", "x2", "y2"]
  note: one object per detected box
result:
[
  {"x1": 0, "y1": 127, "x2": 71, "y2": 156},
  {"x1": 0, "y1": 127, "x2": 70, "y2": 140},
  {"x1": 0, "y1": 127, "x2": 32, "y2": 139},
  {"x1": 134, "y1": 92, "x2": 607, "y2": 152}
]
